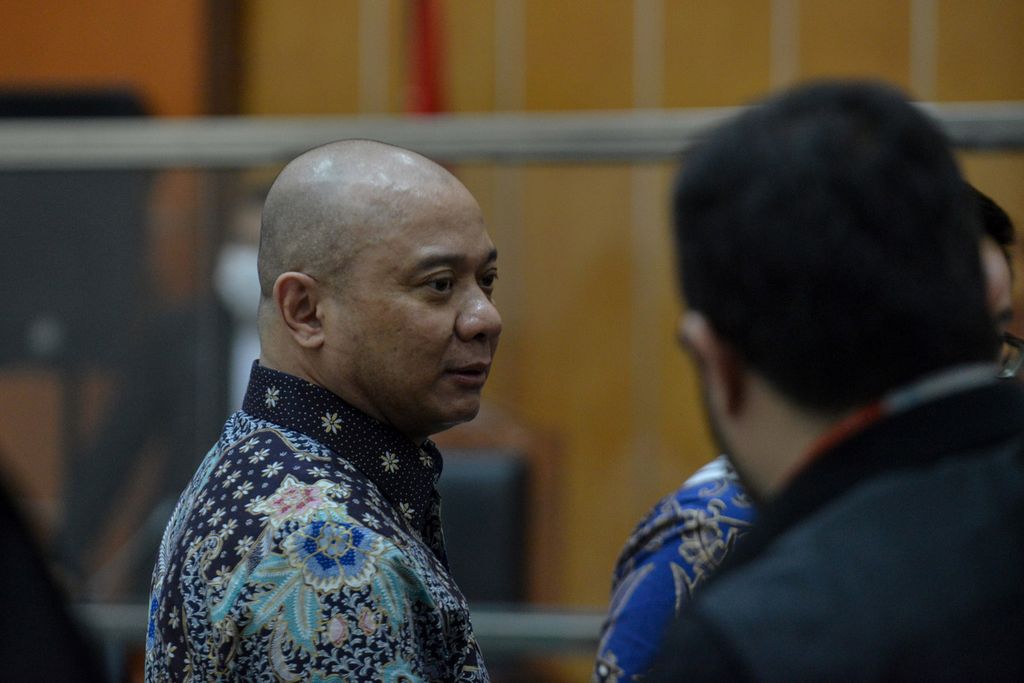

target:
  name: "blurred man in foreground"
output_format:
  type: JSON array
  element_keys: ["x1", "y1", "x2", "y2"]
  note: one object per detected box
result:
[
  {"x1": 648, "y1": 81, "x2": 1024, "y2": 681},
  {"x1": 594, "y1": 183, "x2": 1018, "y2": 682}
]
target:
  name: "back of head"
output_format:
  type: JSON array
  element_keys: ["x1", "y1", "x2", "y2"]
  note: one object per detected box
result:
[{"x1": 674, "y1": 80, "x2": 998, "y2": 413}]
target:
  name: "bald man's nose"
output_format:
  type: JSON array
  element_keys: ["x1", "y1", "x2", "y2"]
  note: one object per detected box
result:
[{"x1": 456, "y1": 292, "x2": 502, "y2": 342}]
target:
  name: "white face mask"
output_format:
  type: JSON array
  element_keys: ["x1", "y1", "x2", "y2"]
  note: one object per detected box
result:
[{"x1": 214, "y1": 242, "x2": 261, "y2": 323}]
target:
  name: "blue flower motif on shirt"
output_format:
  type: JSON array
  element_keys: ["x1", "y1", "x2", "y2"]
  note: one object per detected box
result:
[
  {"x1": 283, "y1": 519, "x2": 383, "y2": 590},
  {"x1": 146, "y1": 595, "x2": 159, "y2": 651}
]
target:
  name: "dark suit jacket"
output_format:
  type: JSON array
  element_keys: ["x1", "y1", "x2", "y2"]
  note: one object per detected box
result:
[{"x1": 648, "y1": 380, "x2": 1024, "y2": 682}]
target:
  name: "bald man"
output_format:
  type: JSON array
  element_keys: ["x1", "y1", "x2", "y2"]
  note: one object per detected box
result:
[{"x1": 145, "y1": 140, "x2": 500, "y2": 682}]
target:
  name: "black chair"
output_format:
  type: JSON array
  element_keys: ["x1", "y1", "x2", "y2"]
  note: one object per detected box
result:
[{"x1": 437, "y1": 449, "x2": 529, "y2": 604}]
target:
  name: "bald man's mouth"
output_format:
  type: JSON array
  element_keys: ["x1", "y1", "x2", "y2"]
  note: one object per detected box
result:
[{"x1": 446, "y1": 362, "x2": 490, "y2": 389}]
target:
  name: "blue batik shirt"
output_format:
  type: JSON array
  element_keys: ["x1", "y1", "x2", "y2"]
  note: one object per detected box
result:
[
  {"x1": 146, "y1": 362, "x2": 488, "y2": 682},
  {"x1": 594, "y1": 456, "x2": 755, "y2": 682}
]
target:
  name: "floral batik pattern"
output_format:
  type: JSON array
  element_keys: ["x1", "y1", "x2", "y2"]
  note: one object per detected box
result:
[
  {"x1": 594, "y1": 456, "x2": 755, "y2": 682},
  {"x1": 146, "y1": 362, "x2": 487, "y2": 682}
]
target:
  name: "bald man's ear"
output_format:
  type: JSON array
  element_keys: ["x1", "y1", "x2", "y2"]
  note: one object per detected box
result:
[
  {"x1": 678, "y1": 312, "x2": 747, "y2": 416},
  {"x1": 274, "y1": 272, "x2": 325, "y2": 349}
]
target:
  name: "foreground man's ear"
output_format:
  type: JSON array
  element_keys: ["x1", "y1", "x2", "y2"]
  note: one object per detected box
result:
[
  {"x1": 275, "y1": 271, "x2": 325, "y2": 349},
  {"x1": 678, "y1": 311, "x2": 747, "y2": 416}
]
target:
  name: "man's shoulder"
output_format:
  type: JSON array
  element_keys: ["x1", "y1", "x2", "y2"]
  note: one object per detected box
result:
[
  {"x1": 681, "y1": 444, "x2": 1024, "y2": 679},
  {"x1": 613, "y1": 458, "x2": 754, "y2": 579},
  {"x1": 700, "y1": 441, "x2": 1024, "y2": 606},
  {"x1": 222, "y1": 413, "x2": 345, "y2": 466}
]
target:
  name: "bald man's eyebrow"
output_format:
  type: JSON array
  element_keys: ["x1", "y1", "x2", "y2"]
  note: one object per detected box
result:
[{"x1": 414, "y1": 248, "x2": 498, "y2": 271}]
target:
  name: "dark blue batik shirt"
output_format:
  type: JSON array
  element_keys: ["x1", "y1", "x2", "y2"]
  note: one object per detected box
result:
[
  {"x1": 146, "y1": 362, "x2": 488, "y2": 682},
  {"x1": 594, "y1": 456, "x2": 755, "y2": 682}
]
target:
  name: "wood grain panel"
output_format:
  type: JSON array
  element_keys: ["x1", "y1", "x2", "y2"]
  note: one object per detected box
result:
[
  {"x1": 387, "y1": 0, "x2": 411, "y2": 113},
  {"x1": 645, "y1": 164, "x2": 719, "y2": 499},
  {"x1": 936, "y1": 0, "x2": 1024, "y2": 101},
  {"x1": 441, "y1": 1, "x2": 497, "y2": 112},
  {"x1": 523, "y1": 1, "x2": 634, "y2": 110},
  {"x1": 663, "y1": 1, "x2": 773, "y2": 106},
  {"x1": 625, "y1": 164, "x2": 715, "y2": 519},
  {"x1": 240, "y1": 0, "x2": 361, "y2": 114},
  {"x1": 798, "y1": 0, "x2": 912, "y2": 87},
  {"x1": 1, "y1": 0, "x2": 206, "y2": 115},
  {"x1": 517, "y1": 165, "x2": 637, "y2": 605}
]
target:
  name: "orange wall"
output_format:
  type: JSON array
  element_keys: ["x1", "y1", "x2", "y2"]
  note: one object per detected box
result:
[{"x1": 1, "y1": 0, "x2": 208, "y2": 115}]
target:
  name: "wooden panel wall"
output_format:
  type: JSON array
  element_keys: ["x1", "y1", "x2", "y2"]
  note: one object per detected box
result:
[
  {"x1": 240, "y1": 1, "x2": 362, "y2": 114},
  {"x1": 237, "y1": 0, "x2": 1024, "y2": 619},
  {"x1": 662, "y1": 2, "x2": 773, "y2": 107},
  {"x1": 798, "y1": 0, "x2": 912, "y2": 85}
]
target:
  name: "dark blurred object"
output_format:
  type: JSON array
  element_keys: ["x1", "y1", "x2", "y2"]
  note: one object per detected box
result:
[
  {"x1": 438, "y1": 450, "x2": 528, "y2": 604},
  {"x1": 0, "y1": 90, "x2": 155, "y2": 593},
  {"x1": 0, "y1": 470, "x2": 107, "y2": 681},
  {"x1": 0, "y1": 89, "x2": 229, "y2": 602},
  {"x1": 0, "y1": 87, "x2": 146, "y2": 117},
  {"x1": 0, "y1": 89, "x2": 151, "y2": 368}
]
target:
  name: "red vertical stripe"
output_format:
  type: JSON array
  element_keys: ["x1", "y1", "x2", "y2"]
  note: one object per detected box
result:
[{"x1": 408, "y1": 0, "x2": 444, "y2": 114}]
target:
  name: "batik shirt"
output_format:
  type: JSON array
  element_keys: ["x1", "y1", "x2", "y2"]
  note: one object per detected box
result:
[
  {"x1": 593, "y1": 456, "x2": 755, "y2": 683},
  {"x1": 146, "y1": 362, "x2": 488, "y2": 682}
]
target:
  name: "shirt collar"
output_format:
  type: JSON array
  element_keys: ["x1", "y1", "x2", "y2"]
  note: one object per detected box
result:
[
  {"x1": 718, "y1": 376, "x2": 1024, "y2": 579},
  {"x1": 784, "y1": 363, "x2": 1000, "y2": 488},
  {"x1": 240, "y1": 361, "x2": 443, "y2": 538}
]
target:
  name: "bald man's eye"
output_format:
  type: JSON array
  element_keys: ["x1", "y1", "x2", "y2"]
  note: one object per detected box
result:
[
  {"x1": 426, "y1": 277, "x2": 454, "y2": 294},
  {"x1": 480, "y1": 271, "x2": 498, "y2": 293}
]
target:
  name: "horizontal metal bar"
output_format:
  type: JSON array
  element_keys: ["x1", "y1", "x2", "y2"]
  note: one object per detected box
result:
[
  {"x1": 74, "y1": 602, "x2": 604, "y2": 656},
  {"x1": 470, "y1": 604, "x2": 603, "y2": 656},
  {"x1": 3, "y1": 101, "x2": 1024, "y2": 169}
]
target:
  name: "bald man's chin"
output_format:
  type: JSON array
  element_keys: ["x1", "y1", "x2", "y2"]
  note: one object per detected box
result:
[{"x1": 423, "y1": 403, "x2": 483, "y2": 440}]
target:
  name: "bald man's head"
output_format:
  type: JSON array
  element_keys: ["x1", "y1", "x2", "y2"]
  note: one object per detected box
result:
[
  {"x1": 258, "y1": 139, "x2": 463, "y2": 306},
  {"x1": 255, "y1": 139, "x2": 500, "y2": 443}
]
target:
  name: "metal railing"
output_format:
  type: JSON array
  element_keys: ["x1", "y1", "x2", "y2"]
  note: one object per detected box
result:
[
  {"x1": 76, "y1": 602, "x2": 605, "y2": 658},
  {"x1": 1, "y1": 101, "x2": 1023, "y2": 169}
]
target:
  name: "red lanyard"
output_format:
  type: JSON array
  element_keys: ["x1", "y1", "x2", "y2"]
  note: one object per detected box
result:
[
  {"x1": 780, "y1": 364, "x2": 997, "y2": 488},
  {"x1": 782, "y1": 401, "x2": 885, "y2": 485}
]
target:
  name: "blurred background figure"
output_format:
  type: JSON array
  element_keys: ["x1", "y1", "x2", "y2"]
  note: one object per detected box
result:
[{"x1": 214, "y1": 183, "x2": 265, "y2": 411}]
